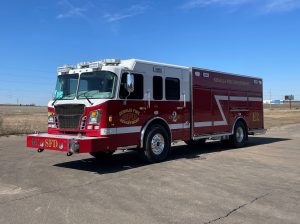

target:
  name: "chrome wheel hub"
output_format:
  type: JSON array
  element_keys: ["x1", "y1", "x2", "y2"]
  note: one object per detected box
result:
[
  {"x1": 236, "y1": 127, "x2": 244, "y2": 143},
  {"x1": 151, "y1": 134, "x2": 165, "y2": 155}
]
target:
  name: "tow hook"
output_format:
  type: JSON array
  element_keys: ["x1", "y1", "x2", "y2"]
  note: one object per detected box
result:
[
  {"x1": 37, "y1": 148, "x2": 44, "y2": 153},
  {"x1": 67, "y1": 152, "x2": 73, "y2": 156}
]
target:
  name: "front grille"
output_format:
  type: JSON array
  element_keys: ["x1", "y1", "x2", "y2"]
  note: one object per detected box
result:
[{"x1": 55, "y1": 104, "x2": 85, "y2": 130}]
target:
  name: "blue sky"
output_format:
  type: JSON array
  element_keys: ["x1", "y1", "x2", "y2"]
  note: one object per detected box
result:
[{"x1": 0, "y1": 0, "x2": 299, "y2": 105}]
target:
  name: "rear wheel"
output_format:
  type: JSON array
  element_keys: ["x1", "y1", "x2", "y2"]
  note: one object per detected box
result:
[
  {"x1": 230, "y1": 121, "x2": 248, "y2": 148},
  {"x1": 143, "y1": 124, "x2": 170, "y2": 163}
]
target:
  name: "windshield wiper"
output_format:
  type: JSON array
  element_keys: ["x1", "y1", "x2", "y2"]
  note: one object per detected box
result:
[
  {"x1": 84, "y1": 95, "x2": 93, "y2": 105},
  {"x1": 52, "y1": 97, "x2": 64, "y2": 106},
  {"x1": 52, "y1": 98, "x2": 58, "y2": 106},
  {"x1": 77, "y1": 90, "x2": 97, "y2": 105}
]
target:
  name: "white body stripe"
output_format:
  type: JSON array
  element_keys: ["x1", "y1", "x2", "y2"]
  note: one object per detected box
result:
[
  {"x1": 117, "y1": 126, "x2": 141, "y2": 134},
  {"x1": 214, "y1": 121, "x2": 228, "y2": 126},
  {"x1": 169, "y1": 123, "x2": 183, "y2": 130},
  {"x1": 214, "y1": 95, "x2": 229, "y2": 126},
  {"x1": 101, "y1": 126, "x2": 142, "y2": 135},
  {"x1": 229, "y1": 96, "x2": 248, "y2": 101},
  {"x1": 194, "y1": 121, "x2": 212, "y2": 127},
  {"x1": 248, "y1": 97, "x2": 263, "y2": 102},
  {"x1": 101, "y1": 123, "x2": 190, "y2": 135},
  {"x1": 169, "y1": 123, "x2": 190, "y2": 130}
]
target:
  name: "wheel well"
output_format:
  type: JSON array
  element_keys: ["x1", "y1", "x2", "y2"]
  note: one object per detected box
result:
[{"x1": 140, "y1": 117, "x2": 171, "y2": 148}]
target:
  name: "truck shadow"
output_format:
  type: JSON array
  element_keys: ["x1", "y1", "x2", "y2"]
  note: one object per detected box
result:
[{"x1": 54, "y1": 136, "x2": 290, "y2": 174}]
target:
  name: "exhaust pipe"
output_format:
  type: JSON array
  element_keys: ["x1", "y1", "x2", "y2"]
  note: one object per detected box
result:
[{"x1": 37, "y1": 148, "x2": 44, "y2": 153}]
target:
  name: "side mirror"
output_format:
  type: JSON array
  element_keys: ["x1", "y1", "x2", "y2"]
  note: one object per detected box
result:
[{"x1": 126, "y1": 73, "x2": 134, "y2": 94}]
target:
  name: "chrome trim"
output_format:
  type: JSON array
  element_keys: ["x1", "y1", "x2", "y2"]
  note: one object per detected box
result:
[
  {"x1": 236, "y1": 126, "x2": 245, "y2": 143},
  {"x1": 117, "y1": 145, "x2": 138, "y2": 150},
  {"x1": 140, "y1": 117, "x2": 171, "y2": 148},
  {"x1": 151, "y1": 134, "x2": 165, "y2": 155},
  {"x1": 193, "y1": 132, "x2": 232, "y2": 140}
]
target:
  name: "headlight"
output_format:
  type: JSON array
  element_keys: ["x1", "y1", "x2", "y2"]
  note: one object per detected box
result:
[
  {"x1": 88, "y1": 110, "x2": 102, "y2": 124},
  {"x1": 48, "y1": 112, "x2": 54, "y2": 123}
]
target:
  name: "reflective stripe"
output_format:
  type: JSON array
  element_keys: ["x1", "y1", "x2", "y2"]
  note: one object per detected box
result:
[
  {"x1": 169, "y1": 123, "x2": 183, "y2": 130},
  {"x1": 248, "y1": 97, "x2": 263, "y2": 102},
  {"x1": 194, "y1": 121, "x2": 212, "y2": 127},
  {"x1": 214, "y1": 121, "x2": 228, "y2": 126},
  {"x1": 117, "y1": 126, "x2": 141, "y2": 134},
  {"x1": 169, "y1": 123, "x2": 190, "y2": 130},
  {"x1": 214, "y1": 95, "x2": 229, "y2": 126},
  {"x1": 101, "y1": 126, "x2": 141, "y2": 135},
  {"x1": 229, "y1": 96, "x2": 248, "y2": 101}
]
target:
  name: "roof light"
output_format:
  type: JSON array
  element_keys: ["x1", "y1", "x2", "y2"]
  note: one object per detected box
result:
[
  {"x1": 57, "y1": 65, "x2": 74, "y2": 74},
  {"x1": 77, "y1": 62, "x2": 90, "y2": 69},
  {"x1": 89, "y1": 61, "x2": 102, "y2": 70},
  {"x1": 102, "y1": 59, "x2": 121, "y2": 65}
]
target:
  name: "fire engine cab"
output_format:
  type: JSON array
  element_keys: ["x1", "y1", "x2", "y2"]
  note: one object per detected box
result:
[{"x1": 27, "y1": 59, "x2": 266, "y2": 162}]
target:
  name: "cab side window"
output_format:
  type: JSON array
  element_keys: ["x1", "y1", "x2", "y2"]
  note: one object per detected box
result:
[
  {"x1": 153, "y1": 76, "x2": 163, "y2": 100},
  {"x1": 119, "y1": 73, "x2": 144, "y2": 99},
  {"x1": 165, "y1": 77, "x2": 180, "y2": 100}
]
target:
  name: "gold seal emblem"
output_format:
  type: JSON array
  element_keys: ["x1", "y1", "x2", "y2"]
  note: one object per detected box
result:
[{"x1": 119, "y1": 108, "x2": 140, "y2": 125}]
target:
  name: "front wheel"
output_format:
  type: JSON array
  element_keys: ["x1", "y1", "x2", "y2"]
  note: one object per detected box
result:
[
  {"x1": 143, "y1": 124, "x2": 170, "y2": 163},
  {"x1": 230, "y1": 121, "x2": 248, "y2": 148}
]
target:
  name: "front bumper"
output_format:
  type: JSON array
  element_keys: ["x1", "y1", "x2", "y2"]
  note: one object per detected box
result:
[{"x1": 26, "y1": 133, "x2": 110, "y2": 154}]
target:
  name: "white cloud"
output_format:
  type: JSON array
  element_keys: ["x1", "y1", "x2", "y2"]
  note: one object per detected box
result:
[
  {"x1": 103, "y1": 4, "x2": 149, "y2": 23},
  {"x1": 57, "y1": 7, "x2": 86, "y2": 19},
  {"x1": 182, "y1": 0, "x2": 251, "y2": 9},
  {"x1": 56, "y1": 0, "x2": 87, "y2": 19},
  {"x1": 264, "y1": 0, "x2": 300, "y2": 13},
  {"x1": 182, "y1": 0, "x2": 300, "y2": 13}
]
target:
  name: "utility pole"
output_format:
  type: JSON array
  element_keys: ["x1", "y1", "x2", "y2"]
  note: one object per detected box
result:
[{"x1": 269, "y1": 89, "x2": 272, "y2": 109}]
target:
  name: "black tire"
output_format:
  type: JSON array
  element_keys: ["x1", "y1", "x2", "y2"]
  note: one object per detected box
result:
[
  {"x1": 185, "y1": 139, "x2": 206, "y2": 147},
  {"x1": 90, "y1": 151, "x2": 113, "y2": 160},
  {"x1": 230, "y1": 121, "x2": 248, "y2": 148},
  {"x1": 143, "y1": 124, "x2": 170, "y2": 163}
]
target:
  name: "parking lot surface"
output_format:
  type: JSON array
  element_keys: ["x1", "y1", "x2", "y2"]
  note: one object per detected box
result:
[{"x1": 0, "y1": 124, "x2": 299, "y2": 224}]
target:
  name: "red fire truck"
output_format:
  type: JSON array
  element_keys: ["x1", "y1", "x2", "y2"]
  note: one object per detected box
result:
[{"x1": 27, "y1": 59, "x2": 265, "y2": 162}]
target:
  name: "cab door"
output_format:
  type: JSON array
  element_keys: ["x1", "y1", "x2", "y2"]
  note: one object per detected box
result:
[{"x1": 164, "y1": 68, "x2": 190, "y2": 141}]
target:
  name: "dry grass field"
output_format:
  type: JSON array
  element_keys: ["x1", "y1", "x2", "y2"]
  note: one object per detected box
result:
[
  {"x1": 0, "y1": 105, "x2": 47, "y2": 136},
  {"x1": 1, "y1": 104, "x2": 300, "y2": 136},
  {"x1": 264, "y1": 103, "x2": 300, "y2": 129}
]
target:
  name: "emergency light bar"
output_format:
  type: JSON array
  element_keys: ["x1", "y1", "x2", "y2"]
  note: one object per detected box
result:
[
  {"x1": 77, "y1": 62, "x2": 90, "y2": 69},
  {"x1": 57, "y1": 65, "x2": 74, "y2": 75},
  {"x1": 102, "y1": 59, "x2": 121, "y2": 65},
  {"x1": 89, "y1": 61, "x2": 102, "y2": 70},
  {"x1": 57, "y1": 59, "x2": 121, "y2": 75}
]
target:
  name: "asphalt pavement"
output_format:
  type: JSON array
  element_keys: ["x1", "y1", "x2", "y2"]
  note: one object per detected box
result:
[{"x1": 0, "y1": 124, "x2": 299, "y2": 224}]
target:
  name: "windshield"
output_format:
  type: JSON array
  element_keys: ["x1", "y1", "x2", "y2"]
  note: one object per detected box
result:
[
  {"x1": 77, "y1": 71, "x2": 117, "y2": 99},
  {"x1": 54, "y1": 74, "x2": 78, "y2": 100}
]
